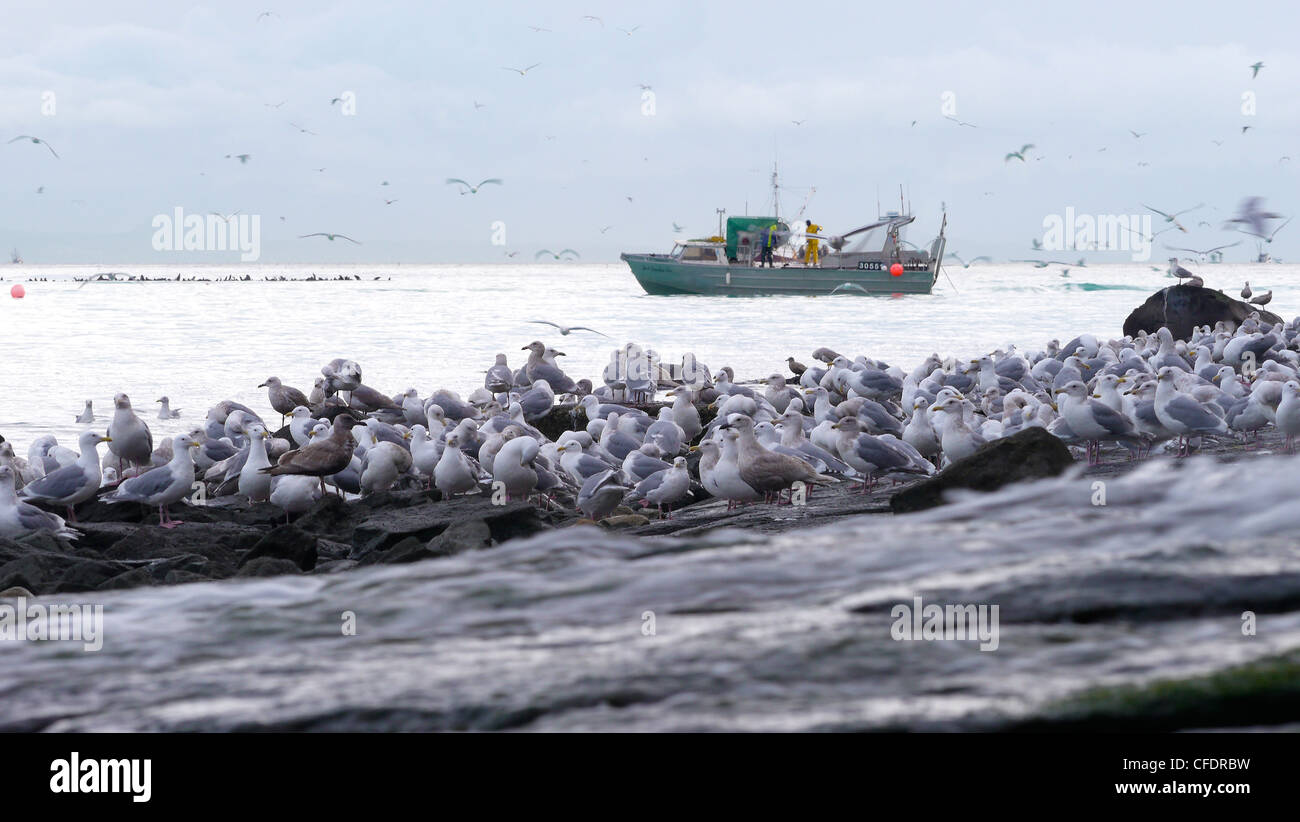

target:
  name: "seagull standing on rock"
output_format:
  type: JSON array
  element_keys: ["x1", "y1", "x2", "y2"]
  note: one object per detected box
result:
[
  {"x1": 18, "y1": 430, "x2": 111, "y2": 522},
  {"x1": 260, "y1": 377, "x2": 311, "y2": 426},
  {"x1": 0, "y1": 465, "x2": 79, "y2": 541},
  {"x1": 106, "y1": 393, "x2": 154, "y2": 476},
  {"x1": 104, "y1": 433, "x2": 202, "y2": 527}
]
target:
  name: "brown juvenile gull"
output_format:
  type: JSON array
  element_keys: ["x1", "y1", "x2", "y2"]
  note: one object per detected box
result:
[
  {"x1": 262, "y1": 414, "x2": 359, "y2": 494},
  {"x1": 260, "y1": 376, "x2": 311, "y2": 425},
  {"x1": 719, "y1": 414, "x2": 835, "y2": 502}
]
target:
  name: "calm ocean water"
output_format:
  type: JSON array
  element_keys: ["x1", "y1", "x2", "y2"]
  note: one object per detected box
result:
[{"x1": 3, "y1": 261, "x2": 1293, "y2": 446}]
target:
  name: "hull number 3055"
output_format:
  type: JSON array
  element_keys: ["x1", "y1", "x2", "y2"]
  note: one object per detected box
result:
[{"x1": 857, "y1": 261, "x2": 927, "y2": 271}]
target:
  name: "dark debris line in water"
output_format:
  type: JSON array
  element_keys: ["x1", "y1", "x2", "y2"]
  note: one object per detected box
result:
[{"x1": 4, "y1": 445, "x2": 1300, "y2": 731}]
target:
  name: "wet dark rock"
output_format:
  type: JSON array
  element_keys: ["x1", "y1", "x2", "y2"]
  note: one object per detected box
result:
[
  {"x1": 0, "y1": 555, "x2": 57, "y2": 595},
  {"x1": 313, "y1": 559, "x2": 358, "y2": 574},
  {"x1": 239, "y1": 525, "x2": 318, "y2": 571},
  {"x1": 53, "y1": 560, "x2": 135, "y2": 593},
  {"x1": 371, "y1": 537, "x2": 436, "y2": 565},
  {"x1": 317, "y1": 539, "x2": 351, "y2": 561},
  {"x1": 236, "y1": 557, "x2": 303, "y2": 578},
  {"x1": 101, "y1": 522, "x2": 263, "y2": 579},
  {"x1": 426, "y1": 519, "x2": 492, "y2": 557},
  {"x1": 97, "y1": 567, "x2": 157, "y2": 591},
  {"x1": 600, "y1": 513, "x2": 651, "y2": 528},
  {"x1": 1123, "y1": 284, "x2": 1282, "y2": 341},
  {"x1": 349, "y1": 499, "x2": 555, "y2": 560},
  {"x1": 889, "y1": 427, "x2": 1074, "y2": 514},
  {"x1": 163, "y1": 570, "x2": 211, "y2": 586}
]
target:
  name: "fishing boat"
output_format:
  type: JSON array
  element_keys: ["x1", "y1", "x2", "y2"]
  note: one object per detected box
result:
[
  {"x1": 620, "y1": 174, "x2": 947, "y2": 296},
  {"x1": 10, "y1": 248, "x2": 21, "y2": 264}
]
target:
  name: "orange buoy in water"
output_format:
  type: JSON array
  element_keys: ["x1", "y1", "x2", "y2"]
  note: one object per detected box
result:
[
  {"x1": 889, "y1": 263, "x2": 903, "y2": 277},
  {"x1": 10, "y1": 284, "x2": 25, "y2": 298}
]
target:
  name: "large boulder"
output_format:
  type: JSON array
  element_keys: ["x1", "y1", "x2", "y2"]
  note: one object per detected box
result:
[
  {"x1": 1123, "y1": 284, "x2": 1282, "y2": 341},
  {"x1": 889, "y1": 427, "x2": 1073, "y2": 513}
]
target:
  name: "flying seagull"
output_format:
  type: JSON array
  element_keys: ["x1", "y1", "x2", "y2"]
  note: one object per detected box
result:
[
  {"x1": 1129, "y1": 129, "x2": 1146, "y2": 138},
  {"x1": 536, "y1": 249, "x2": 580, "y2": 260},
  {"x1": 8, "y1": 135, "x2": 58, "y2": 158},
  {"x1": 225, "y1": 153, "x2": 251, "y2": 164},
  {"x1": 446, "y1": 177, "x2": 502, "y2": 194},
  {"x1": 384, "y1": 198, "x2": 398, "y2": 205},
  {"x1": 581, "y1": 15, "x2": 604, "y2": 27},
  {"x1": 1224, "y1": 197, "x2": 1284, "y2": 238},
  {"x1": 791, "y1": 119, "x2": 805, "y2": 126},
  {"x1": 1265, "y1": 216, "x2": 1292, "y2": 243},
  {"x1": 1004, "y1": 144, "x2": 1034, "y2": 162},
  {"x1": 300, "y1": 233, "x2": 361, "y2": 244},
  {"x1": 672, "y1": 222, "x2": 684, "y2": 233},
  {"x1": 1142, "y1": 202, "x2": 1202, "y2": 232},
  {"x1": 618, "y1": 25, "x2": 641, "y2": 35},
  {"x1": 288, "y1": 122, "x2": 317, "y2": 135},
  {"x1": 502, "y1": 63, "x2": 541, "y2": 76},
  {"x1": 1165, "y1": 241, "x2": 1241, "y2": 258},
  {"x1": 1250, "y1": 61, "x2": 1264, "y2": 79},
  {"x1": 944, "y1": 253, "x2": 992, "y2": 268},
  {"x1": 257, "y1": 11, "x2": 280, "y2": 22},
  {"x1": 264, "y1": 99, "x2": 288, "y2": 108},
  {"x1": 529, "y1": 320, "x2": 609, "y2": 337},
  {"x1": 944, "y1": 115, "x2": 978, "y2": 127}
]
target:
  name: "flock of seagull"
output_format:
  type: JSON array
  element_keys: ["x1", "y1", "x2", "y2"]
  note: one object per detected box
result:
[{"x1": 6, "y1": 299, "x2": 1300, "y2": 542}]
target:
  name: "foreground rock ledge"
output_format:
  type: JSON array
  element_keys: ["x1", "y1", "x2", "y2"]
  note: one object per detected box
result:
[{"x1": 888, "y1": 427, "x2": 1074, "y2": 514}]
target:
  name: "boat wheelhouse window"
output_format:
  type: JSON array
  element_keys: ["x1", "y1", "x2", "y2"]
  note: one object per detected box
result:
[{"x1": 680, "y1": 245, "x2": 719, "y2": 262}]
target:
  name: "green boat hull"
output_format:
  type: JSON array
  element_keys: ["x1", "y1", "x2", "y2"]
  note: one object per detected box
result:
[{"x1": 621, "y1": 254, "x2": 940, "y2": 296}]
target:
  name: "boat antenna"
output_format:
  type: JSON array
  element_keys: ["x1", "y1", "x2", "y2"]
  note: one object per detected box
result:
[{"x1": 716, "y1": 207, "x2": 726, "y2": 238}]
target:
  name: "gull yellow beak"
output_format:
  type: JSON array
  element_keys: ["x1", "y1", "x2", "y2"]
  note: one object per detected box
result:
[
  {"x1": 1091, "y1": 394, "x2": 1101, "y2": 398},
  {"x1": 688, "y1": 445, "x2": 699, "y2": 452},
  {"x1": 190, "y1": 440, "x2": 202, "y2": 447},
  {"x1": 1049, "y1": 402, "x2": 1058, "y2": 411},
  {"x1": 1116, "y1": 377, "x2": 1127, "y2": 383},
  {"x1": 1081, "y1": 364, "x2": 1091, "y2": 370},
  {"x1": 100, "y1": 436, "x2": 112, "y2": 443},
  {"x1": 1212, "y1": 374, "x2": 1221, "y2": 382},
  {"x1": 929, "y1": 405, "x2": 942, "y2": 412}
]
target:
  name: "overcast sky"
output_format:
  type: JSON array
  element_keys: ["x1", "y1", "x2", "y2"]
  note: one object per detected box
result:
[{"x1": 2, "y1": 0, "x2": 1298, "y2": 264}]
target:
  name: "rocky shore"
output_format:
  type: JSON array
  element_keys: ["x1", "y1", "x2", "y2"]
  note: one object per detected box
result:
[{"x1": 3, "y1": 419, "x2": 1288, "y2": 598}]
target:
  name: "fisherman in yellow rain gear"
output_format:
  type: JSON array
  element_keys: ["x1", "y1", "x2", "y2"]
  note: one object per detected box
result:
[
  {"x1": 805, "y1": 219, "x2": 822, "y2": 266},
  {"x1": 760, "y1": 223, "x2": 779, "y2": 267}
]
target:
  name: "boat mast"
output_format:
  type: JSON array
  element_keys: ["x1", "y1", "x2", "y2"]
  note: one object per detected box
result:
[
  {"x1": 771, "y1": 162, "x2": 780, "y2": 221},
  {"x1": 716, "y1": 208, "x2": 726, "y2": 237}
]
